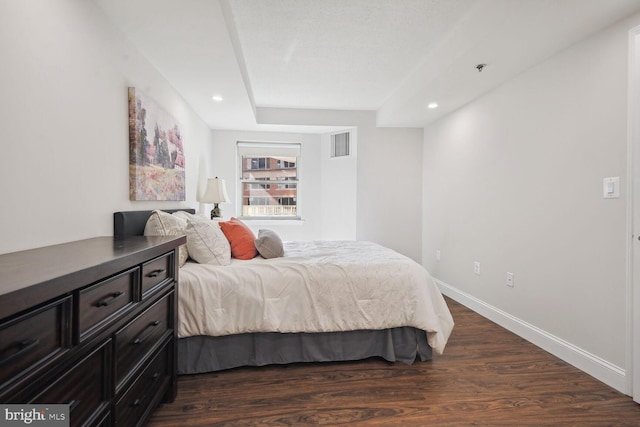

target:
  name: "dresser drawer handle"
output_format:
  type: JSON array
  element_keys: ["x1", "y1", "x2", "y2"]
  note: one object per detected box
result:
[
  {"x1": 131, "y1": 372, "x2": 160, "y2": 408},
  {"x1": 0, "y1": 338, "x2": 40, "y2": 366},
  {"x1": 95, "y1": 291, "x2": 125, "y2": 307},
  {"x1": 132, "y1": 321, "x2": 161, "y2": 345},
  {"x1": 146, "y1": 269, "x2": 166, "y2": 278}
]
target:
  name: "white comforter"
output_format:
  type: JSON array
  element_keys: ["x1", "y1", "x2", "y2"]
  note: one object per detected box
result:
[{"x1": 178, "y1": 240, "x2": 454, "y2": 355}]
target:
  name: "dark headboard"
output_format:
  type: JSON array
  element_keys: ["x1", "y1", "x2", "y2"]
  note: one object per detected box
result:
[{"x1": 113, "y1": 209, "x2": 196, "y2": 239}]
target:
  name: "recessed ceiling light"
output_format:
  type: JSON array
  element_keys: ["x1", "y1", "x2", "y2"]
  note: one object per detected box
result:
[
  {"x1": 212, "y1": 95, "x2": 224, "y2": 102},
  {"x1": 428, "y1": 102, "x2": 438, "y2": 109}
]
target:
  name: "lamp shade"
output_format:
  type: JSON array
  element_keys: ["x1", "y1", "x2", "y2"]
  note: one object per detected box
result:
[{"x1": 200, "y1": 177, "x2": 230, "y2": 204}]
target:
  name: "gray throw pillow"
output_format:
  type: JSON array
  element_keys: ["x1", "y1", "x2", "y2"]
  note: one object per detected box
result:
[{"x1": 254, "y1": 229, "x2": 284, "y2": 259}]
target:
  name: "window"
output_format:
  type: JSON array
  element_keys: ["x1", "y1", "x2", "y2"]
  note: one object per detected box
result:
[
  {"x1": 277, "y1": 159, "x2": 296, "y2": 169},
  {"x1": 238, "y1": 142, "x2": 301, "y2": 219},
  {"x1": 249, "y1": 177, "x2": 270, "y2": 190},
  {"x1": 249, "y1": 157, "x2": 269, "y2": 170},
  {"x1": 277, "y1": 177, "x2": 296, "y2": 190}
]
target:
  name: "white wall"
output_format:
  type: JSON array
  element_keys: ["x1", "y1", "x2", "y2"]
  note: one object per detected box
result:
[
  {"x1": 357, "y1": 125, "x2": 423, "y2": 261},
  {"x1": 209, "y1": 129, "x2": 323, "y2": 241},
  {"x1": 423, "y1": 14, "x2": 636, "y2": 390},
  {"x1": 320, "y1": 129, "x2": 357, "y2": 240},
  {"x1": 256, "y1": 107, "x2": 424, "y2": 261},
  {"x1": 0, "y1": 0, "x2": 211, "y2": 254}
]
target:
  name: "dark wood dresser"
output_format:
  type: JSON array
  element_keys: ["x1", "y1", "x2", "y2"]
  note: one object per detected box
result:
[{"x1": 0, "y1": 235, "x2": 185, "y2": 427}]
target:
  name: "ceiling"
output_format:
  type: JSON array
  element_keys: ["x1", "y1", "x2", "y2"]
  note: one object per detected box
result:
[{"x1": 95, "y1": 0, "x2": 640, "y2": 132}]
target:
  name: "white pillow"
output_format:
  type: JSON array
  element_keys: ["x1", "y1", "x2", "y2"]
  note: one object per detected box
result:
[
  {"x1": 185, "y1": 219, "x2": 231, "y2": 266},
  {"x1": 144, "y1": 210, "x2": 189, "y2": 267},
  {"x1": 172, "y1": 210, "x2": 208, "y2": 223}
]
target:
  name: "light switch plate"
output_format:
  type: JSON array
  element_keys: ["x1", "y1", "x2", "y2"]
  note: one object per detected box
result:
[{"x1": 603, "y1": 177, "x2": 620, "y2": 199}]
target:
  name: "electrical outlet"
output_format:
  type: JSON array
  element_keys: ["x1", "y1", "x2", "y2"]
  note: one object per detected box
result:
[
  {"x1": 474, "y1": 261, "x2": 481, "y2": 275},
  {"x1": 436, "y1": 250, "x2": 441, "y2": 261},
  {"x1": 507, "y1": 272, "x2": 514, "y2": 287}
]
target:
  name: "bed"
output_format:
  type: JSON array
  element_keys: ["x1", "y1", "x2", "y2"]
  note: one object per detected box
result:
[{"x1": 114, "y1": 209, "x2": 454, "y2": 374}]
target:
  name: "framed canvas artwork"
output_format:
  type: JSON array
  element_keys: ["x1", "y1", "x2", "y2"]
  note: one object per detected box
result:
[{"x1": 128, "y1": 87, "x2": 185, "y2": 201}]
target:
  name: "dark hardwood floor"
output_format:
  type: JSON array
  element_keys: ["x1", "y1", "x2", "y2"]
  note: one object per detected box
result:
[{"x1": 147, "y1": 297, "x2": 640, "y2": 426}]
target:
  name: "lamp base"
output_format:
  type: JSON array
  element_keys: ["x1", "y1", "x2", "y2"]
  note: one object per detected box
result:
[{"x1": 211, "y1": 204, "x2": 222, "y2": 219}]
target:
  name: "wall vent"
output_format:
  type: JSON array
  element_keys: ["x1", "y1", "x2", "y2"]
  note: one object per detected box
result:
[{"x1": 331, "y1": 132, "x2": 350, "y2": 158}]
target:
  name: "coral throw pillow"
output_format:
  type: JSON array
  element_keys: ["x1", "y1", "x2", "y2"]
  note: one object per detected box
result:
[{"x1": 219, "y1": 217, "x2": 258, "y2": 260}]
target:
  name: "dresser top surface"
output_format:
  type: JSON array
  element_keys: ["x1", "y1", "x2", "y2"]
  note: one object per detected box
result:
[{"x1": 0, "y1": 235, "x2": 185, "y2": 319}]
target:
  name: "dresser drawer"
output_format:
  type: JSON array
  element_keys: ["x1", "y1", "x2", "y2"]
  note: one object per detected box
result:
[
  {"x1": 114, "y1": 291, "x2": 172, "y2": 390},
  {"x1": 32, "y1": 339, "x2": 110, "y2": 427},
  {"x1": 77, "y1": 268, "x2": 137, "y2": 341},
  {"x1": 0, "y1": 297, "x2": 71, "y2": 390},
  {"x1": 141, "y1": 253, "x2": 172, "y2": 296},
  {"x1": 116, "y1": 341, "x2": 171, "y2": 427}
]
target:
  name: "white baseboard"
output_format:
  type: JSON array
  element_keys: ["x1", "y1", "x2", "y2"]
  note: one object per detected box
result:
[{"x1": 435, "y1": 278, "x2": 627, "y2": 394}]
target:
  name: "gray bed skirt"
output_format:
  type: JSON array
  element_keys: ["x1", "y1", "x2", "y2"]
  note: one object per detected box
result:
[{"x1": 177, "y1": 327, "x2": 433, "y2": 374}]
